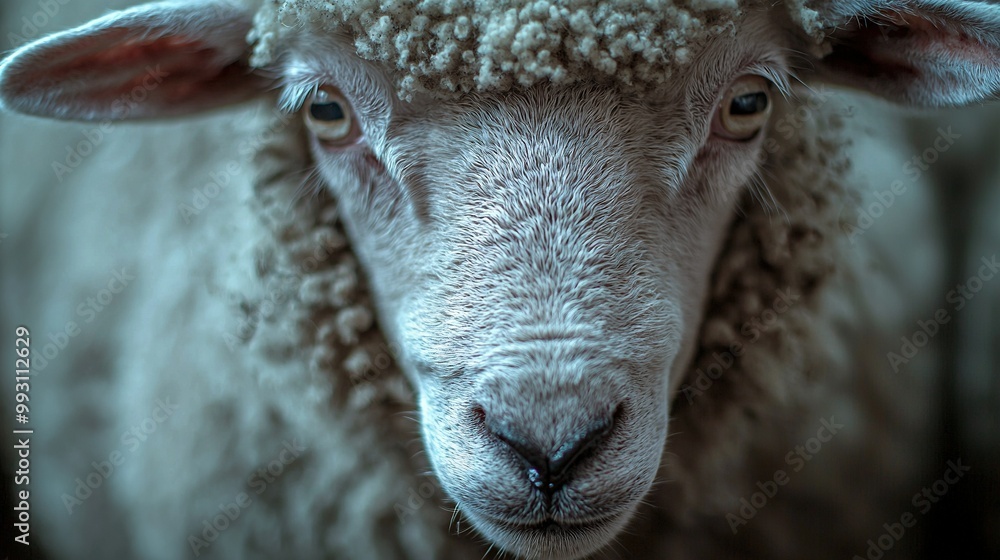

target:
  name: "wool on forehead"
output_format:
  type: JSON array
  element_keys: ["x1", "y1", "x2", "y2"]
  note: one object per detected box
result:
[{"x1": 248, "y1": 0, "x2": 827, "y2": 98}]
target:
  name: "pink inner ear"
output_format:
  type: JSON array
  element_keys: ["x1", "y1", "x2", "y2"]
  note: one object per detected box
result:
[
  {"x1": 3, "y1": 22, "x2": 269, "y2": 120},
  {"x1": 48, "y1": 30, "x2": 220, "y2": 80},
  {"x1": 26, "y1": 28, "x2": 209, "y2": 86},
  {"x1": 0, "y1": 1, "x2": 270, "y2": 120},
  {"x1": 56, "y1": 32, "x2": 206, "y2": 69},
  {"x1": 838, "y1": 8, "x2": 996, "y2": 76},
  {"x1": 893, "y1": 9, "x2": 993, "y2": 60}
]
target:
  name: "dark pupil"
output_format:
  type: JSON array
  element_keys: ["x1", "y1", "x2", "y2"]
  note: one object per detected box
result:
[
  {"x1": 310, "y1": 102, "x2": 345, "y2": 122},
  {"x1": 730, "y1": 92, "x2": 768, "y2": 116}
]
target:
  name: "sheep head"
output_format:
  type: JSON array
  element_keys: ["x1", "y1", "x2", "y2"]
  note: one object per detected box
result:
[{"x1": 2, "y1": 1, "x2": 999, "y2": 558}]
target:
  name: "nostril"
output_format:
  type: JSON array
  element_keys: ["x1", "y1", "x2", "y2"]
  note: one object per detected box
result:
[
  {"x1": 480, "y1": 404, "x2": 619, "y2": 496},
  {"x1": 485, "y1": 418, "x2": 550, "y2": 474},
  {"x1": 471, "y1": 404, "x2": 487, "y2": 429},
  {"x1": 548, "y1": 414, "x2": 615, "y2": 482}
]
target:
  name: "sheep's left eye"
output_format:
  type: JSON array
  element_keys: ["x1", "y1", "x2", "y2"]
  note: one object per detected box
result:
[
  {"x1": 305, "y1": 86, "x2": 359, "y2": 145},
  {"x1": 713, "y1": 75, "x2": 773, "y2": 141}
]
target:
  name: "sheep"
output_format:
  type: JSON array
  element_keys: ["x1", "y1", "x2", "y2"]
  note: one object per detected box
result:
[{"x1": 0, "y1": 0, "x2": 998, "y2": 558}]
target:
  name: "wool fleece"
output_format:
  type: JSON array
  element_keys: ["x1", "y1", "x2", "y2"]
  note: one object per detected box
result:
[{"x1": 249, "y1": 0, "x2": 828, "y2": 98}]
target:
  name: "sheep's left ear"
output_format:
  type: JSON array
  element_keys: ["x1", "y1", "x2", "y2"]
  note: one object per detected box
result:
[
  {"x1": 0, "y1": 1, "x2": 272, "y2": 121},
  {"x1": 808, "y1": 0, "x2": 1000, "y2": 108}
]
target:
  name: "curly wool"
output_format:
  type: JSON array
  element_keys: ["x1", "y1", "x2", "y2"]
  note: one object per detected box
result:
[
  {"x1": 243, "y1": 115, "x2": 413, "y2": 415},
  {"x1": 248, "y1": 0, "x2": 827, "y2": 98}
]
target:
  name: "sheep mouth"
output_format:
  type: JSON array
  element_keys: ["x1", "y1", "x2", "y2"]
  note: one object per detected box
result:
[
  {"x1": 486, "y1": 514, "x2": 618, "y2": 533},
  {"x1": 469, "y1": 510, "x2": 629, "y2": 559}
]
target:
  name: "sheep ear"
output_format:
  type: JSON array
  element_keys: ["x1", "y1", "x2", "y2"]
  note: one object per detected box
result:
[
  {"x1": 810, "y1": 1, "x2": 1000, "y2": 108},
  {"x1": 0, "y1": 1, "x2": 271, "y2": 121}
]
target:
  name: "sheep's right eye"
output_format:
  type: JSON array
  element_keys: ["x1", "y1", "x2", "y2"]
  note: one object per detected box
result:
[
  {"x1": 305, "y1": 86, "x2": 360, "y2": 146},
  {"x1": 712, "y1": 75, "x2": 773, "y2": 141}
]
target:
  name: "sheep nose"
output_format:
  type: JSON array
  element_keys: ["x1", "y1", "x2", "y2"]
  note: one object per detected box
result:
[{"x1": 484, "y1": 410, "x2": 615, "y2": 496}]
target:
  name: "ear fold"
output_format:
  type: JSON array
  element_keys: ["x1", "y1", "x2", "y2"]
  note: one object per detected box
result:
[
  {"x1": 0, "y1": 1, "x2": 272, "y2": 121},
  {"x1": 807, "y1": 0, "x2": 1000, "y2": 108}
]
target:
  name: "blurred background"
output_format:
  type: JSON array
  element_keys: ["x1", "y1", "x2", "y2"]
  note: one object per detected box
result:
[{"x1": 1, "y1": 1, "x2": 998, "y2": 559}]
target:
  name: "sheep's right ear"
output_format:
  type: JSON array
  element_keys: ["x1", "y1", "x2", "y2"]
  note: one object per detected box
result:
[
  {"x1": 0, "y1": 1, "x2": 272, "y2": 121},
  {"x1": 806, "y1": 0, "x2": 1000, "y2": 108}
]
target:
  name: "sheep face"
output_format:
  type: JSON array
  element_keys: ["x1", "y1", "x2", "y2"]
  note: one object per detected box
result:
[{"x1": 289, "y1": 15, "x2": 786, "y2": 557}]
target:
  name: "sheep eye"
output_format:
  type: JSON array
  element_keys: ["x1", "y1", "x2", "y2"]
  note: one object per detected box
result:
[
  {"x1": 305, "y1": 86, "x2": 358, "y2": 145},
  {"x1": 714, "y1": 75, "x2": 773, "y2": 141}
]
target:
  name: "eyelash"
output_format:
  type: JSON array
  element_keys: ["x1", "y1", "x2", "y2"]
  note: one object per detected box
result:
[{"x1": 280, "y1": 81, "x2": 322, "y2": 114}]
